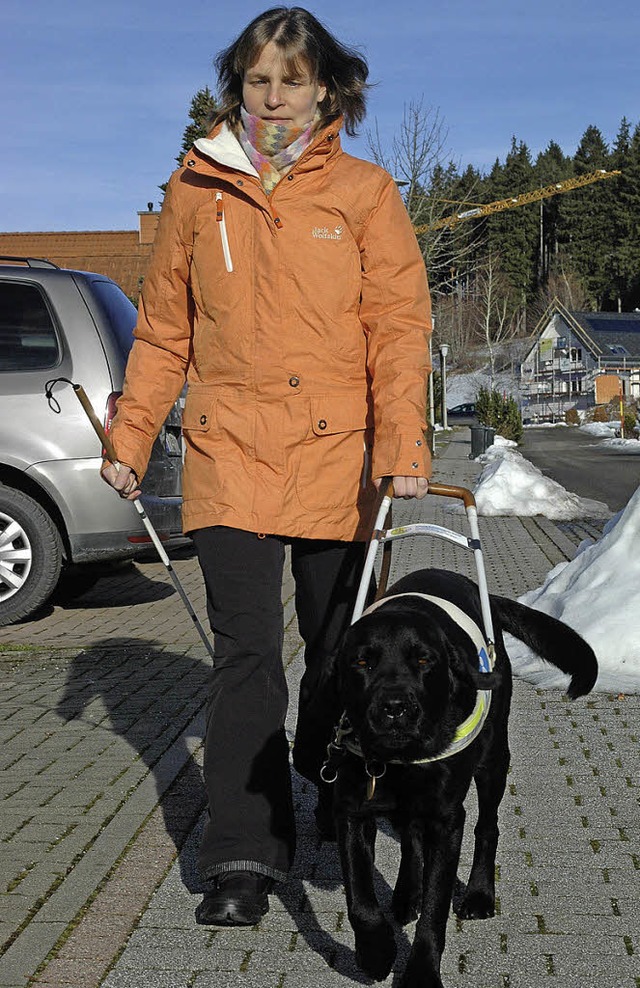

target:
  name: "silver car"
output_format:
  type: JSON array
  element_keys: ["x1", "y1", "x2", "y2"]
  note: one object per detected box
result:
[{"x1": 0, "y1": 257, "x2": 183, "y2": 626}]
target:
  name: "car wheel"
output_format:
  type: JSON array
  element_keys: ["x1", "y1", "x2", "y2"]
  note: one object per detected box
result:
[{"x1": 0, "y1": 486, "x2": 63, "y2": 626}]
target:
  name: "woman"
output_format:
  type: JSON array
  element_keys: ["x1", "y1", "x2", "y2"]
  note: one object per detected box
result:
[{"x1": 103, "y1": 6, "x2": 431, "y2": 925}]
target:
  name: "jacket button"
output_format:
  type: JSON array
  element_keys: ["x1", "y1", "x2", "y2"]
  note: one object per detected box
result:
[
  {"x1": 411, "y1": 462, "x2": 419, "y2": 469},
  {"x1": 289, "y1": 376, "x2": 300, "y2": 387},
  {"x1": 236, "y1": 179, "x2": 244, "y2": 187},
  {"x1": 287, "y1": 174, "x2": 294, "y2": 180},
  {"x1": 200, "y1": 414, "x2": 207, "y2": 425},
  {"x1": 318, "y1": 419, "x2": 327, "y2": 430},
  {"x1": 415, "y1": 439, "x2": 422, "y2": 446}
]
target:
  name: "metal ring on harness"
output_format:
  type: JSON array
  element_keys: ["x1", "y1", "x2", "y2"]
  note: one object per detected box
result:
[
  {"x1": 320, "y1": 756, "x2": 339, "y2": 784},
  {"x1": 365, "y1": 760, "x2": 386, "y2": 800}
]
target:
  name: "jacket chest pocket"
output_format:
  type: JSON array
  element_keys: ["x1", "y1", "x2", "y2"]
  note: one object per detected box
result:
[
  {"x1": 192, "y1": 194, "x2": 249, "y2": 318},
  {"x1": 215, "y1": 192, "x2": 233, "y2": 272}
]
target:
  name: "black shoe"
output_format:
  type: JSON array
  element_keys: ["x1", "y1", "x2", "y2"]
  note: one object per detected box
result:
[{"x1": 196, "y1": 871, "x2": 272, "y2": 927}]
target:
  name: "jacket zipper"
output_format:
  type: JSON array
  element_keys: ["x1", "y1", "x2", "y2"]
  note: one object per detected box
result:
[{"x1": 215, "y1": 192, "x2": 234, "y2": 272}]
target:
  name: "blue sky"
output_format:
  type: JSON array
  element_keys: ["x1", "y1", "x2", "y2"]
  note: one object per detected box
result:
[{"x1": 2, "y1": 0, "x2": 638, "y2": 231}]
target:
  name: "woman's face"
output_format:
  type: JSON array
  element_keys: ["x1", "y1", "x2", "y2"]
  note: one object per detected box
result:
[{"x1": 242, "y1": 41, "x2": 326, "y2": 128}]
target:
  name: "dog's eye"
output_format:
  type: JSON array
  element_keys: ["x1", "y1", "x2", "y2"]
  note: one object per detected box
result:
[
  {"x1": 417, "y1": 657, "x2": 429, "y2": 667},
  {"x1": 352, "y1": 656, "x2": 372, "y2": 669}
]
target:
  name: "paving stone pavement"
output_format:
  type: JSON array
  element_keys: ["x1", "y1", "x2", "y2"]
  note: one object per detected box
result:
[{"x1": 0, "y1": 429, "x2": 638, "y2": 988}]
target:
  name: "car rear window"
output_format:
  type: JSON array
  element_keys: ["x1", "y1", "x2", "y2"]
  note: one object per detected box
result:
[
  {"x1": 0, "y1": 281, "x2": 60, "y2": 371},
  {"x1": 88, "y1": 278, "x2": 138, "y2": 361}
]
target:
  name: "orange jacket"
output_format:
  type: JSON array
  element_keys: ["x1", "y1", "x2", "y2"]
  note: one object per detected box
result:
[{"x1": 111, "y1": 119, "x2": 432, "y2": 541}]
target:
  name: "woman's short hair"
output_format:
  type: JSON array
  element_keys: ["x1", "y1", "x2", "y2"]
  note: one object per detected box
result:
[{"x1": 213, "y1": 7, "x2": 369, "y2": 136}]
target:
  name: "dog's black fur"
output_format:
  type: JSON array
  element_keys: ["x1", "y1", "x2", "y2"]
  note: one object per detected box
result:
[{"x1": 321, "y1": 568, "x2": 597, "y2": 988}]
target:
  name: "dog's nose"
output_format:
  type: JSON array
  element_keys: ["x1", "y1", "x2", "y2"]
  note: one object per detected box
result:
[{"x1": 382, "y1": 698, "x2": 408, "y2": 720}]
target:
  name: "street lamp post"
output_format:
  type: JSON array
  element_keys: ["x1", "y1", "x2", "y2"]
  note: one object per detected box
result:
[
  {"x1": 440, "y1": 344, "x2": 449, "y2": 430},
  {"x1": 428, "y1": 318, "x2": 436, "y2": 453}
]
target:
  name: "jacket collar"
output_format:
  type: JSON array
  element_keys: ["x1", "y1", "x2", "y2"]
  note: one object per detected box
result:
[
  {"x1": 193, "y1": 123, "x2": 259, "y2": 178},
  {"x1": 187, "y1": 117, "x2": 343, "y2": 178}
]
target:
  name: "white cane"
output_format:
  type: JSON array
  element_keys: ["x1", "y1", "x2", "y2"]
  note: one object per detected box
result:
[{"x1": 45, "y1": 378, "x2": 216, "y2": 662}]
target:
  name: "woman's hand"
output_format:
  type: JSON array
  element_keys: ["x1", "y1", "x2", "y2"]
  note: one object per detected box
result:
[
  {"x1": 101, "y1": 461, "x2": 141, "y2": 500},
  {"x1": 373, "y1": 476, "x2": 429, "y2": 500}
]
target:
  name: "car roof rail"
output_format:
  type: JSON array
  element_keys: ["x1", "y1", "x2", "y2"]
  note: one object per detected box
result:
[{"x1": 0, "y1": 255, "x2": 60, "y2": 269}]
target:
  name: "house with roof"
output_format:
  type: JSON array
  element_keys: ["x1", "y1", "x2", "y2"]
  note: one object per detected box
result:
[
  {"x1": 0, "y1": 207, "x2": 161, "y2": 301},
  {"x1": 520, "y1": 299, "x2": 640, "y2": 422}
]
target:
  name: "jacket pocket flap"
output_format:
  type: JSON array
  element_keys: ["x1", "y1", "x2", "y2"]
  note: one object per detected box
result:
[
  {"x1": 182, "y1": 394, "x2": 216, "y2": 432},
  {"x1": 309, "y1": 395, "x2": 372, "y2": 436}
]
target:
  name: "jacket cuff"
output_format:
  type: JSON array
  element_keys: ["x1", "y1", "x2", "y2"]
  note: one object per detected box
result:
[
  {"x1": 108, "y1": 427, "x2": 153, "y2": 483},
  {"x1": 371, "y1": 431, "x2": 431, "y2": 480}
]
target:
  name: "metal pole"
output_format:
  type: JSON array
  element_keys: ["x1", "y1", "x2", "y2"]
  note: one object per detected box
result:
[
  {"x1": 440, "y1": 344, "x2": 449, "y2": 430},
  {"x1": 428, "y1": 332, "x2": 435, "y2": 455}
]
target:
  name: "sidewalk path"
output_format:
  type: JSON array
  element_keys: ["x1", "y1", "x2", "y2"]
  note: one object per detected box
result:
[{"x1": 1, "y1": 430, "x2": 637, "y2": 988}]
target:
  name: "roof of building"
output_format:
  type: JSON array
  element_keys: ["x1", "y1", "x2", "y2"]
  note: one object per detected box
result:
[
  {"x1": 532, "y1": 299, "x2": 640, "y2": 362},
  {"x1": 0, "y1": 230, "x2": 154, "y2": 299},
  {"x1": 570, "y1": 311, "x2": 640, "y2": 359}
]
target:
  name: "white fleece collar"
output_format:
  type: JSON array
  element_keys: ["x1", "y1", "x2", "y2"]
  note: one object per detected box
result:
[{"x1": 194, "y1": 123, "x2": 259, "y2": 179}]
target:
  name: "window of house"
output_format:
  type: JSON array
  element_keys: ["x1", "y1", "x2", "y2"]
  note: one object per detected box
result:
[{"x1": 0, "y1": 282, "x2": 60, "y2": 371}]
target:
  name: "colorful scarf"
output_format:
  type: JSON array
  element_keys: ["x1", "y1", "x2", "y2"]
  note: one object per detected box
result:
[{"x1": 238, "y1": 105, "x2": 317, "y2": 195}]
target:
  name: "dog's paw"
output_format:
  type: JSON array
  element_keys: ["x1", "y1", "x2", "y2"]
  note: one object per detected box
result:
[
  {"x1": 391, "y1": 889, "x2": 420, "y2": 926},
  {"x1": 355, "y1": 923, "x2": 397, "y2": 981},
  {"x1": 452, "y1": 880, "x2": 495, "y2": 920},
  {"x1": 398, "y1": 961, "x2": 443, "y2": 988}
]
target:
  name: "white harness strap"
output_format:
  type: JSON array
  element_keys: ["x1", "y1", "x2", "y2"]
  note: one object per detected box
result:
[{"x1": 357, "y1": 591, "x2": 494, "y2": 763}]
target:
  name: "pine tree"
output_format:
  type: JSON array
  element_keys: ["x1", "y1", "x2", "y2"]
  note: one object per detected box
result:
[
  {"x1": 534, "y1": 141, "x2": 573, "y2": 285},
  {"x1": 160, "y1": 87, "x2": 218, "y2": 193},
  {"x1": 557, "y1": 125, "x2": 613, "y2": 306},
  {"x1": 483, "y1": 138, "x2": 538, "y2": 302},
  {"x1": 175, "y1": 87, "x2": 218, "y2": 167},
  {"x1": 609, "y1": 119, "x2": 640, "y2": 309}
]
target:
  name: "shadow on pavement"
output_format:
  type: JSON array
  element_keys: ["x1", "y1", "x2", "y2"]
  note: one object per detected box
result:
[{"x1": 55, "y1": 637, "x2": 209, "y2": 890}]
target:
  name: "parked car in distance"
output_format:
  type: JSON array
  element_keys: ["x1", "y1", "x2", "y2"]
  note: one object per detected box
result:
[
  {"x1": 447, "y1": 402, "x2": 478, "y2": 425},
  {"x1": 0, "y1": 256, "x2": 184, "y2": 627}
]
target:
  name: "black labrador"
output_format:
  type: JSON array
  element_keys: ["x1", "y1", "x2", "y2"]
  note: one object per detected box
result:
[{"x1": 319, "y1": 568, "x2": 598, "y2": 988}]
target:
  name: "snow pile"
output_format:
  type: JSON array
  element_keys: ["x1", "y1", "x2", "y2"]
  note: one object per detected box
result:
[
  {"x1": 524, "y1": 421, "x2": 567, "y2": 429},
  {"x1": 470, "y1": 442, "x2": 611, "y2": 520},
  {"x1": 599, "y1": 437, "x2": 640, "y2": 452},
  {"x1": 580, "y1": 421, "x2": 619, "y2": 438},
  {"x1": 506, "y1": 487, "x2": 640, "y2": 694}
]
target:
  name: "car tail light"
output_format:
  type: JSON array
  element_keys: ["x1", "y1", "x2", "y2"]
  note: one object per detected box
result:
[
  {"x1": 102, "y1": 392, "x2": 122, "y2": 458},
  {"x1": 127, "y1": 533, "x2": 170, "y2": 543}
]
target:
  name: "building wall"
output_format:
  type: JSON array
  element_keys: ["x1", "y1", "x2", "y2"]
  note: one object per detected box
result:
[{"x1": 0, "y1": 211, "x2": 161, "y2": 300}]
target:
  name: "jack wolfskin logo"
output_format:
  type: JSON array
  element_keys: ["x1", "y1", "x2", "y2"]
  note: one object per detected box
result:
[{"x1": 312, "y1": 225, "x2": 343, "y2": 240}]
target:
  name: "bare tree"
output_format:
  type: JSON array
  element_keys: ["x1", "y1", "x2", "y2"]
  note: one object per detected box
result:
[
  {"x1": 367, "y1": 100, "x2": 448, "y2": 221},
  {"x1": 367, "y1": 98, "x2": 487, "y2": 369},
  {"x1": 472, "y1": 253, "x2": 521, "y2": 383},
  {"x1": 542, "y1": 266, "x2": 593, "y2": 311}
]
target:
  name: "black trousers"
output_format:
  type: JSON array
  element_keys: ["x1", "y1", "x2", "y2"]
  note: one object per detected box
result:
[{"x1": 192, "y1": 527, "x2": 366, "y2": 882}]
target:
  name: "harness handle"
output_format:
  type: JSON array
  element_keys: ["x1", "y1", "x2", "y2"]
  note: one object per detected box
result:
[
  {"x1": 370, "y1": 480, "x2": 477, "y2": 603},
  {"x1": 427, "y1": 482, "x2": 477, "y2": 508}
]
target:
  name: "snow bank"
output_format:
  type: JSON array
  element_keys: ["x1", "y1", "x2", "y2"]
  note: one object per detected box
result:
[
  {"x1": 506, "y1": 487, "x2": 640, "y2": 694},
  {"x1": 471, "y1": 443, "x2": 611, "y2": 520}
]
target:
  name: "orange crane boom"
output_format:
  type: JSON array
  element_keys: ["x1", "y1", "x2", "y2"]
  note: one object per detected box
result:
[{"x1": 414, "y1": 169, "x2": 621, "y2": 234}]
